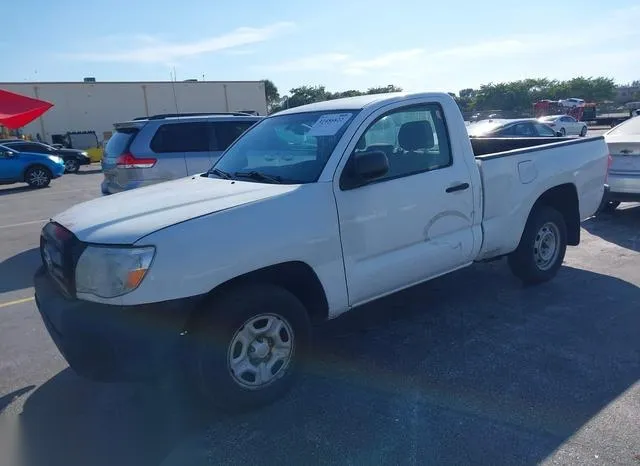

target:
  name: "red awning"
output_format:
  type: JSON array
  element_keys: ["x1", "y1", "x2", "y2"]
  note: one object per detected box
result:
[{"x1": 0, "y1": 88, "x2": 53, "y2": 129}]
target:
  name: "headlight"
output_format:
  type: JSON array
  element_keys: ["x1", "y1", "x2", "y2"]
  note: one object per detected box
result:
[
  {"x1": 81, "y1": 151, "x2": 89, "y2": 157},
  {"x1": 48, "y1": 156, "x2": 64, "y2": 164},
  {"x1": 75, "y1": 245, "x2": 155, "y2": 298}
]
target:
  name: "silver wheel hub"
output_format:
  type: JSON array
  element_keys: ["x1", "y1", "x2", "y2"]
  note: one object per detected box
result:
[
  {"x1": 227, "y1": 314, "x2": 294, "y2": 390},
  {"x1": 30, "y1": 170, "x2": 47, "y2": 186},
  {"x1": 65, "y1": 160, "x2": 76, "y2": 170},
  {"x1": 533, "y1": 222, "x2": 560, "y2": 271}
]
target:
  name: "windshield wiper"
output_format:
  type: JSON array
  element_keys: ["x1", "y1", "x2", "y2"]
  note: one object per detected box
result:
[
  {"x1": 234, "y1": 171, "x2": 283, "y2": 184},
  {"x1": 207, "y1": 168, "x2": 232, "y2": 179}
]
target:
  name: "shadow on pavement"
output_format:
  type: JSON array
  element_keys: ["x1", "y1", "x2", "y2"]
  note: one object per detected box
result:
[
  {"x1": 0, "y1": 186, "x2": 38, "y2": 197},
  {"x1": 17, "y1": 264, "x2": 640, "y2": 466},
  {"x1": 0, "y1": 386, "x2": 35, "y2": 414},
  {"x1": 0, "y1": 248, "x2": 41, "y2": 293},
  {"x1": 76, "y1": 169, "x2": 102, "y2": 175},
  {"x1": 583, "y1": 204, "x2": 640, "y2": 252}
]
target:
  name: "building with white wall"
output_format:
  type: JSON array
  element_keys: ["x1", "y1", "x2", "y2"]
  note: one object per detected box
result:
[{"x1": 0, "y1": 80, "x2": 268, "y2": 143}]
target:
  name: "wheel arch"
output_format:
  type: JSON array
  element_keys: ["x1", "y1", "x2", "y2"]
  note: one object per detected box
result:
[
  {"x1": 21, "y1": 163, "x2": 52, "y2": 182},
  {"x1": 187, "y1": 261, "x2": 330, "y2": 330},
  {"x1": 530, "y1": 183, "x2": 580, "y2": 245}
]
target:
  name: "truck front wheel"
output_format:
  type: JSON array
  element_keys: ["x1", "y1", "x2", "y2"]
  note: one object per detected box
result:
[
  {"x1": 190, "y1": 283, "x2": 311, "y2": 410},
  {"x1": 508, "y1": 206, "x2": 567, "y2": 284}
]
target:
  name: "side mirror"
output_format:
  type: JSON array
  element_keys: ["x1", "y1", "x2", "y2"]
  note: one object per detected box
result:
[
  {"x1": 1, "y1": 150, "x2": 16, "y2": 157},
  {"x1": 555, "y1": 131, "x2": 563, "y2": 137},
  {"x1": 341, "y1": 150, "x2": 389, "y2": 190}
]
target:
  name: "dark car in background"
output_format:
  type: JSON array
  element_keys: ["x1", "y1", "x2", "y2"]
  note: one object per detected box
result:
[
  {"x1": 467, "y1": 119, "x2": 561, "y2": 138},
  {"x1": 0, "y1": 139, "x2": 91, "y2": 173}
]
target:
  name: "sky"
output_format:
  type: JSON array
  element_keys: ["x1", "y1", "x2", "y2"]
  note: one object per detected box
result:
[{"x1": 3, "y1": 0, "x2": 639, "y2": 96}]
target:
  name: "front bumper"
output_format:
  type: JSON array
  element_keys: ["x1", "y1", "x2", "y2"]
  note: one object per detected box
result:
[
  {"x1": 80, "y1": 156, "x2": 92, "y2": 166},
  {"x1": 53, "y1": 164, "x2": 65, "y2": 178},
  {"x1": 34, "y1": 266, "x2": 197, "y2": 381}
]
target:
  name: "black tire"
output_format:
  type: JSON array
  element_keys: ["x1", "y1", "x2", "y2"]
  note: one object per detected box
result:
[
  {"x1": 602, "y1": 201, "x2": 621, "y2": 213},
  {"x1": 508, "y1": 206, "x2": 567, "y2": 285},
  {"x1": 190, "y1": 283, "x2": 311, "y2": 410},
  {"x1": 580, "y1": 126, "x2": 587, "y2": 137},
  {"x1": 25, "y1": 166, "x2": 52, "y2": 188},
  {"x1": 560, "y1": 128, "x2": 566, "y2": 136},
  {"x1": 64, "y1": 158, "x2": 80, "y2": 173}
]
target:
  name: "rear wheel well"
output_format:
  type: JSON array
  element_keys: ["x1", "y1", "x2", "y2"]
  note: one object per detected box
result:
[
  {"x1": 190, "y1": 261, "x2": 329, "y2": 328},
  {"x1": 532, "y1": 183, "x2": 580, "y2": 245}
]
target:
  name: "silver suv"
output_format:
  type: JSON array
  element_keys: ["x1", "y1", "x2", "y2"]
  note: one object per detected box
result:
[{"x1": 101, "y1": 113, "x2": 261, "y2": 194}]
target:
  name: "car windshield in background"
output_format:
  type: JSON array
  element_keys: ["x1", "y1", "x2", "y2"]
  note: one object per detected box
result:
[
  {"x1": 607, "y1": 116, "x2": 640, "y2": 136},
  {"x1": 211, "y1": 110, "x2": 359, "y2": 184},
  {"x1": 467, "y1": 121, "x2": 506, "y2": 136}
]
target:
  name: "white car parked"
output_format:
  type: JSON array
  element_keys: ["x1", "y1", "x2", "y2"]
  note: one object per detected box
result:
[
  {"x1": 558, "y1": 98, "x2": 585, "y2": 108},
  {"x1": 601, "y1": 115, "x2": 640, "y2": 211},
  {"x1": 539, "y1": 115, "x2": 588, "y2": 137}
]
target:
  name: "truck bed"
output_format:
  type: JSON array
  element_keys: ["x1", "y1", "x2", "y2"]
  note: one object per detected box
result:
[
  {"x1": 470, "y1": 136, "x2": 584, "y2": 158},
  {"x1": 469, "y1": 136, "x2": 609, "y2": 261}
]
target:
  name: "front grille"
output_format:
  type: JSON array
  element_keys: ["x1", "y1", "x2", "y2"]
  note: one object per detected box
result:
[{"x1": 40, "y1": 222, "x2": 85, "y2": 298}]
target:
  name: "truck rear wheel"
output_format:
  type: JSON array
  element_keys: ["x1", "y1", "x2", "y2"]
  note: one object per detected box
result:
[
  {"x1": 508, "y1": 206, "x2": 567, "y2": 284},
  {"x1": 190, "y1": 283, "x2": 311, "y2": 410}
]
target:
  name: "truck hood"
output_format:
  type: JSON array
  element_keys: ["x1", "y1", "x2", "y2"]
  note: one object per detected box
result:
[{"x1": 53, "y1": 176, "x2": 299, "y2": 244}]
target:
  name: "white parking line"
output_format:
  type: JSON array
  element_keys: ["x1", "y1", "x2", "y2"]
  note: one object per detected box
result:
[{"x1": 0, "y1": 219, "x2": 48, "y2": 230}]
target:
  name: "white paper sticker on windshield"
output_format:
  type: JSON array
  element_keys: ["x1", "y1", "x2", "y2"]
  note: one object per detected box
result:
[{"x1": 307, "y1": 113, "x2": 352, "y2": 136}]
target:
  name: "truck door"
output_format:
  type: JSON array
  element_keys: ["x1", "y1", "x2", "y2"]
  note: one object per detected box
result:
[{"x1": 333, "y1": 102, "x2": 476, "y2": 306}]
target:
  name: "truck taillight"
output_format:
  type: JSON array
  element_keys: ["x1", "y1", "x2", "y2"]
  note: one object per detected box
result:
[{"x1": 116, "y1": 152, "x2": 156, "y2": 169}]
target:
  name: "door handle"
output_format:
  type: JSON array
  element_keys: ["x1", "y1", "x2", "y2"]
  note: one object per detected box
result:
[{"x1": 446, "y1": 182, "x2": 469, "y2": 193}]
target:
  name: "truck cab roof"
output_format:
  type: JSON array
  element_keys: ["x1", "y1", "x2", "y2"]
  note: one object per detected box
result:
[{"x1": 275, "y1": 92, "x2": 452, "y2": 115}]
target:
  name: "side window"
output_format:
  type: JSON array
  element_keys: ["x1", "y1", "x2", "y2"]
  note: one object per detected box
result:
[
  {"x1": 513, "y1": 123, "x2": 535, "y2": 136},
  {"x1": 534, "y1": 123, "x2": 556, "y2": 137},
  {"x1": 349, "y1": 104, "x2": 451, "y2": 183},
  {"x1": 4, "y1": 143, "x2": 25, "y2": 152},
  {"x1": 24, "y1": 143, "x2": 46, "y2": 153},
  {"x1": 150, "y1": 123, "x2": 210, "y2": 153},
  {"x1": 214, "y1": 121, "x2": 255, "y2": 150},
  {"x1": 496, "y1": 125, "x2": 516, "y2": 136}
]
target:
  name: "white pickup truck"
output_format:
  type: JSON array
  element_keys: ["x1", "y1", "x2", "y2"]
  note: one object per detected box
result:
[{"x1": 34, "y1": 92, "x2": 609, "y2": 408}]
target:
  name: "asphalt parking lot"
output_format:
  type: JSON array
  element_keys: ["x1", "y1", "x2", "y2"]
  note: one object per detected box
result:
[{"x1": 1, "y1": 160, "x2": 639, "y2": 466}]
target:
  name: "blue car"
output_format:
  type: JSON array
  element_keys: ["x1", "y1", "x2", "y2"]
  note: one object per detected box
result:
[{"x1": 0, "y1": 143, "x2": 65, "y2": 188}]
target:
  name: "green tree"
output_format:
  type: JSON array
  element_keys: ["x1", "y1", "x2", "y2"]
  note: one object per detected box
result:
[
  {"x1": 366, "y1": 85, "x2": 403, "y2": 94},
  {"x1": 263, "y1": 79, "x2": 280, "y2": 112},
  {"x1": 329, "y1": 90, "x2": 363, "y2": 99},
  {"x1": 459, "y1": 88, "x2": 476, "y2": 100},
  {"x1": 471, "y1": 76, "x2": 616, "y2": 113},
  {"x1": 284, "y1": 85, "x2": 330, "y2": 109}
]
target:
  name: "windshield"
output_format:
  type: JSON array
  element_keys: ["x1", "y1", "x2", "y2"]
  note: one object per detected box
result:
[
  {"x1": 607, "y1": 116, "x2": 640, "y2": 136},
  {"x1": 539, "y1": 116, "x2": 557, "y2": 122},
  {"x1": 212, "y1": 110, "x2": 359, "y2": 183}
]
